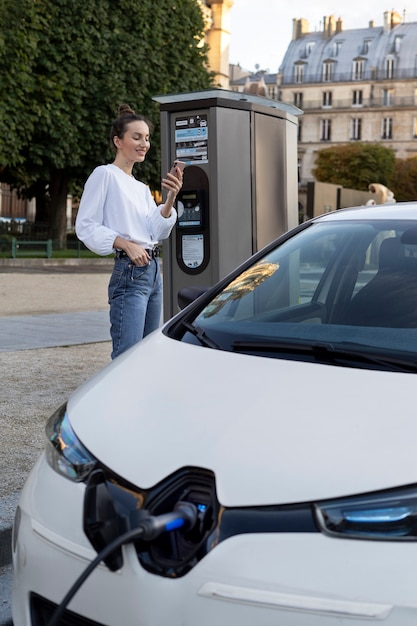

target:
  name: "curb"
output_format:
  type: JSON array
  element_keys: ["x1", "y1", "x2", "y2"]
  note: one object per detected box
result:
[{"x1": 0, "y1": 257, "x2": 113, "y2": 269}]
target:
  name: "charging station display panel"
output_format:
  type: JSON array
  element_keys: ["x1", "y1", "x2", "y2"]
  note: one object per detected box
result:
[
  {"x1": 177, "y1": 191, "x2": 203, "y2": 228},
  {"x1": 174, "y1": 114, "x2": 208, "y2": 164}
]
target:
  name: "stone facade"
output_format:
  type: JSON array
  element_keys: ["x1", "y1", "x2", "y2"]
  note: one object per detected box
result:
[
  {"x1": 200, "y1": 0, "x2": 234, "y2": 88},
  {"x1": 277, "y1": 10, "x2": 417, "y2": 185}
]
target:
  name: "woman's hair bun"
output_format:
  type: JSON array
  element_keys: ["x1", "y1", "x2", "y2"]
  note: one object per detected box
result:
[{"x1": 118, "y1": 103, "x2": 136, "y2": 117}]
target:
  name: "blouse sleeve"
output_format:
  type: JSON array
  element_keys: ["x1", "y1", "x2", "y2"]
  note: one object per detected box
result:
[
  {"x1": 147, "y1": 187, "x2": 177, "y2": 241},
  {"x1": 75, "y1": 168, "x2": 119, "y2": 256}
]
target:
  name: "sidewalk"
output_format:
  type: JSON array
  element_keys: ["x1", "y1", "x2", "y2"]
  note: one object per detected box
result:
[{"x1": 0, "y1": 259, "x2": 115, "y2": 625}]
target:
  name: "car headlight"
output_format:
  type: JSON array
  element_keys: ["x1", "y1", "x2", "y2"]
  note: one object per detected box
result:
[
  {"x1": 45, "y1": 403, "x2": 96, "y2": 482},
  {"x1": 314, "y1": 486, "x2": 417, "y2": 540}
]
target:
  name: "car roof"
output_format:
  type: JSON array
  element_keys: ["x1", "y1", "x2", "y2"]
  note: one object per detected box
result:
[{"x1": 313, "y1": 202, "x2": 417, "y2": 223}]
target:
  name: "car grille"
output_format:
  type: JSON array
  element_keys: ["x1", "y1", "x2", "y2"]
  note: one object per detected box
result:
[
  {"x1": 30, "y1": 592, "x2": 105, "y2": 626},
  {"x1": 83, "y1": 465, "x2": 318, "y2": 578}
]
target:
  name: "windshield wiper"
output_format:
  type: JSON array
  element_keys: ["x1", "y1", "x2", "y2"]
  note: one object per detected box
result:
[
  {"x1": 232, "y1": 339, "x2": 417, "y2": 372},
  {"x1": 180, "y1": 321, "x2": 221, "y2": 349}
]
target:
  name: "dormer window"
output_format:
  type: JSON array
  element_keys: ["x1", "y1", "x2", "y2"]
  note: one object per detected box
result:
[
  {"x1": 352, "y1": 59, "x2": 365, "y2": 80},
  {"x1": 305, "y1": 42, "x2": 315, "y2": 56},
  {"x1": 294, "y1": 62, "x2": 305, "y2": 84},
  {"x1": 394, "y1": 36, "x2": 402, "y2": 53},
  {"x1": 386, "y1": 57, "x2": 395, "y2": 79},
  {"x1": 333, "y1": 41, "x2": 342, "y2": 57},
  {"x1": 322, "y1": 61, "x2": 334, "y2": 82},
  {"x1": 362, "y1": 40, "x2": 372, "y2": 55}
]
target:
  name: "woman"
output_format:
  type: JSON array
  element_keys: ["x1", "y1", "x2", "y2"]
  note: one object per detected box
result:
[{"x1": 76, "y1": 104, "x2": 182, "y2": 359}]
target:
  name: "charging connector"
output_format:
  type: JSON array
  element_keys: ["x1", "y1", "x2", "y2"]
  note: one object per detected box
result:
[{"x1": 139, "y1": 501, "x2": 198, "y2": 540}]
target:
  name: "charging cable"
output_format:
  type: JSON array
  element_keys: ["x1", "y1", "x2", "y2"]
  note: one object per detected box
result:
[{"x1": 47, "y1": 502, "x2": 197, "y2": 626}]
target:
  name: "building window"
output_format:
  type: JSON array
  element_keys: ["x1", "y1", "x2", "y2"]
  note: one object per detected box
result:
[
  {"x1": 294, "y1": 92, "x2": 303, "y2": 108},
  {"x1": 383, "y1": 89, "x2": 393, "y2": 106},
  {"x1": 294, "y1": 64, "x2": 304, "y2": 83},
  {"x1": 298, "y1": 120, "x2": 302, "y2": 142},
  {"x1": 362, "y1": 40, "x2": 371, "y2": 55},
  {"x1": 352, "y1": 90, "x2": 363, "y2": 106},
  {"x1": 320, "y1": 119, "x2": 331, "y2": 141},
  {"x1": 385, "y1": 58, "x2": 394, "y2": 79},
  {"x1": 382, "y1": 118, "x2": 393, "y2": 139},
  {"x1": 305, "y1": 42, "x2": 315, "y2": 56},
  {"x1": 322, "y1": 91, "x2": 332, "y2": 108},
  {"x1": 413, "y1": 118, "x2": 417, "y2": 139},
  {"x1": 352, "y1": 59, "x2": 364, "y2": 80},
  {"x1": 394, "y1": 36, "x2": 402, "y2": 53},
  {"x1": 333, "y1": 41, "x2": 342, "y2": 57},
  {"x1": 351, "y1": 118, "x2": 362, "y2": 140},
  {"x1": 267, "y1": 85, "x2": 277, "y2": 100},
  {"x1": 322, "y1": 62, "x2": 334, "y2": 82}
]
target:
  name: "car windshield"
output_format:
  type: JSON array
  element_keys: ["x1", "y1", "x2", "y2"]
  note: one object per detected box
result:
[{"x1": 179, "y1": 219, "x2": 417, "y2": 369}]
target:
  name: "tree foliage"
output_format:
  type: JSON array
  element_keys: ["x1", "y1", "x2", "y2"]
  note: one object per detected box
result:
[
  {"x1": 312, "y1": 143, "x2": 396, "y2": 191},
  {"x1": 0, "y1": 0, "x2": 213, "y2": 244},
  {"x1": 392, "y1": 157, "x2": 417, "y2": 202}
]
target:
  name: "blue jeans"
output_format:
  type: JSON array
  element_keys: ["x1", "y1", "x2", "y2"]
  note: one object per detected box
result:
[{"x1": 108, "y1": 257, "x2": 162, "y2": 359}]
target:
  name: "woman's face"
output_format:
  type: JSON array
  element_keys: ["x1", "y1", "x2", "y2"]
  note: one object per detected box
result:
[{"x1": 114, "y1": 120, "x2": 150, "y2": 164}]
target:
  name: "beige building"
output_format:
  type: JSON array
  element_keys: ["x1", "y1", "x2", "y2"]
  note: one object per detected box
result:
[
  {"x1": 200, "y1": 0, "x2": 234, "y2": 88},
  {"x1": 277, "y1": 10, "x2": 417, "y2": 186}
]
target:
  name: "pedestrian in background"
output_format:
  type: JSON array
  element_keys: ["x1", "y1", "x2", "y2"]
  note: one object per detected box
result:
[{"x1": 76, "y1": 104, "x2": 183, "y2": 358}]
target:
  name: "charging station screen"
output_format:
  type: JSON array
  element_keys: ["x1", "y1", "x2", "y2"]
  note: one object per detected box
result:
[{"x1": 177, "y1": 192, "x2": 202, "y2": 228}]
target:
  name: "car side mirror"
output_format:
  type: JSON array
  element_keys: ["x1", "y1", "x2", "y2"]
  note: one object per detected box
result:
[{"x1": 177, "y1": 286, "x2": 210, "y2": 310}]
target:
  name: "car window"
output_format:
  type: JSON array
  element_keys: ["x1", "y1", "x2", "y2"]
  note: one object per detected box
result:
[{"x1": 180, "y1": 220, "x2": 417, "y2": 366}]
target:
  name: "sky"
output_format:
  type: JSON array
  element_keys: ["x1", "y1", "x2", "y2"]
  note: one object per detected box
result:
[{"x1": 228, "y1": 1, "x2": 417, "y2": 74}]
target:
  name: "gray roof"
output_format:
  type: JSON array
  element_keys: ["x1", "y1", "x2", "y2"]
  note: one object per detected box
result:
[
  {"x1": 230, "y1": 73, "x2": 278, "y2": 87},
  {"x1": 279, "y1": 21, "x2": 417, "y2": 83}
]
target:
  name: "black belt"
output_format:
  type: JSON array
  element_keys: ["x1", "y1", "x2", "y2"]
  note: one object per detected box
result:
[{"x1": 115, "y1": 247, "x2": 160, "y2": 260}]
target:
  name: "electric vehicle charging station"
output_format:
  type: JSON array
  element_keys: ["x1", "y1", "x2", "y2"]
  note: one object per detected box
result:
[{"x1": 153, "y1": 89, "x2": 302, "y2": 320}]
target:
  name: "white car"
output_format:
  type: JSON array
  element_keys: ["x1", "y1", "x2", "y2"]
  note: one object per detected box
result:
[{"x1": 12, "y1": 203, "x2": 417, "y2": 626}]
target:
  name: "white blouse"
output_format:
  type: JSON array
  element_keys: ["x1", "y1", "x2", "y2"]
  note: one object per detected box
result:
[{"x1": 75, "y1": 164, "x2": 177, "y2": 256}]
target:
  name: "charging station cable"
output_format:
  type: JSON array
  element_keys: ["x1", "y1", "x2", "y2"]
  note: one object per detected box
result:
[{"x1": 47, "y1": 502, "x2": 197, "y2": 626}]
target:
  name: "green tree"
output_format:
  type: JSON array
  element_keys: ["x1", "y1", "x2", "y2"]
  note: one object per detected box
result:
[
  {"x1": 0, "y1": 0, "x2": 213, "y2": 246},
  {"x1": 312, "y1": 142, "x2": 396, "y2": 191},
  {"x1": 393, "y1": 157, "x2": 417, "y2": 201}
]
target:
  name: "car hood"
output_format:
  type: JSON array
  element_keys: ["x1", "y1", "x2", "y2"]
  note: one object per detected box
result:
[{"x1": 68, "y1": 330, "x2": 417, "y2": 507}]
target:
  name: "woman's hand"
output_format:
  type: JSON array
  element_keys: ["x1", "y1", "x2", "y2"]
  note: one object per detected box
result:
[
  {"x1": 114, "y1": 237, "x2": 150, "y2": 266},
  {"x1": 162, "y1": 165, "x2": 183, "y2": 196},
  {"x1": 161, "y1": 164, "x2": 183, "y2": 217}
]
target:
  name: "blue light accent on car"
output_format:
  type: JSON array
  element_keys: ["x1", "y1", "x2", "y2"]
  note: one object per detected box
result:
[
  {"x1": 344, "y1": 507, "x2": 411, "y2": 524},
  {"x1": 315, "y1": 487, "x2": 417, "y2": 540}
]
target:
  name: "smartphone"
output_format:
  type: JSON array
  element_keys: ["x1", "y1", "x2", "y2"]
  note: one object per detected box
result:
[{"x1": 170, "y1": 160, "x2": 186, "y2": 177}]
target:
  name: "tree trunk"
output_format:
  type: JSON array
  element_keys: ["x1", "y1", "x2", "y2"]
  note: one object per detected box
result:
[{"x1": 49, "y1": 169, "x2": 69, "y2": 249}]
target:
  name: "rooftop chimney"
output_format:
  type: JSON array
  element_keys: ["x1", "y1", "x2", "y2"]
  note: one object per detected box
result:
[
  {"x1": 323, "y1": 15, "x2": 336, "y2": 39},
  {"x1": 292, "y1": 18, "x2": 310, "y2": 40}
]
